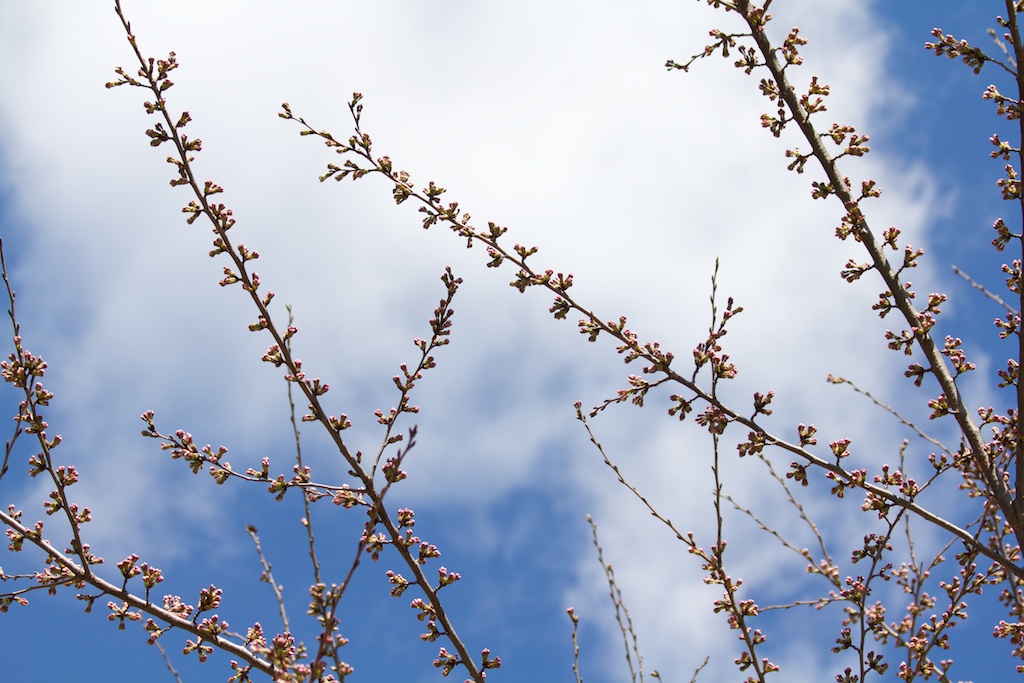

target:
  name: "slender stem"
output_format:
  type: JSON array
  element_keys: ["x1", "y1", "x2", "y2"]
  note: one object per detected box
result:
[
  {"x1": 283, "y1": 304, "x2": 322, "y2": 588},
  {"x1": 245, "y1": 525, "x2": 291, "y2": 635}
]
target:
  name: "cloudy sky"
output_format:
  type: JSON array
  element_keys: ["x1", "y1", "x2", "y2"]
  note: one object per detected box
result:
[{"x1": 0, "y1": 2, "x2": 1019, "y2": 681}]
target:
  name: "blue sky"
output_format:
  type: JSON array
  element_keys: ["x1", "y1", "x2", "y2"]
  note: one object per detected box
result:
[{"x1": 0, "y1": 2, "x2": 1020, "y2": 681}]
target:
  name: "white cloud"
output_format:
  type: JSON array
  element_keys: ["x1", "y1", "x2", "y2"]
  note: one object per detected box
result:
[{"x1": 0, "y1": 2, "x2": 958, "y2": 681}]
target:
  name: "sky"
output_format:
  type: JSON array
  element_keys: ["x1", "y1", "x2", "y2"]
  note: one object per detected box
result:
[{"x1": 0, "y1": 2, "x2": 1020, "y2": 682}]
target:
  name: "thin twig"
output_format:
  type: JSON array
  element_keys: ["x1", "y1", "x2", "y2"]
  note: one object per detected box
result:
[
  {"x1": 283, "y1": 304, "x2": 323, "y2": 589},
  {"x1": 588, "y1": 515, "x2": 642, "y2": 683},
  {"x1": 566, "y1": 607, "x2": 584, "y2": 683},
  {"x1": 154, "y1": 640, "x2": 184, "y2": 683},
  {"x1": 688, "y1": 657, "x2": 709, "y2": 683},
  {"x1": 827, "y1": 375, "x2": 954, "y2": 456},
  {"x1": 725, "y1": 452, "x2": 835, "y2": 580},
  {"x1": 245, "y1": 525, "x2": 290, "y2": 634},
  {"x1": 952, "y1": 265, "x2": 1018, "y2": 316},
  {"x1": 988, "y1": 27, "x2": 1018, "y2": 69},
  {"x1": 0, "y1": 239, "x2": 20, "y2": 484}
]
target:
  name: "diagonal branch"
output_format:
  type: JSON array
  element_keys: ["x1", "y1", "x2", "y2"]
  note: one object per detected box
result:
[
  {"x1": 0, "y1": 508, "x2": 278, "y2": 677},
  {"x1": 734, "y1": 0, "x2": 1020, "y2": 543},
  {"x1": 282, "y1": 95, "x2": 1024, "y2": 581}
]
